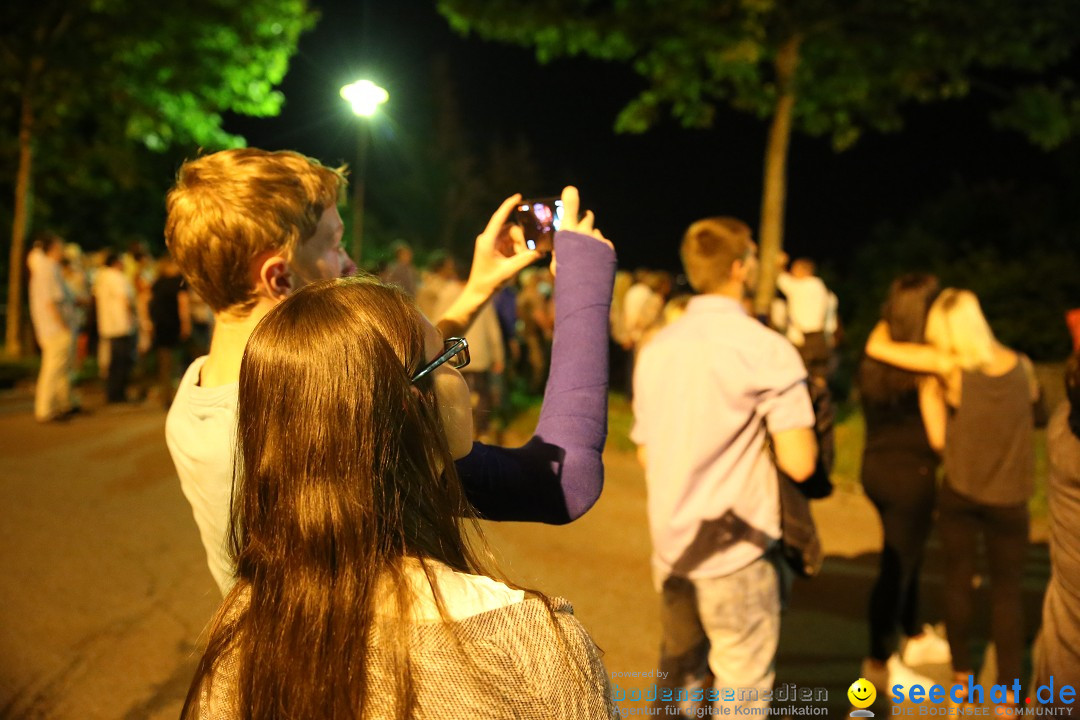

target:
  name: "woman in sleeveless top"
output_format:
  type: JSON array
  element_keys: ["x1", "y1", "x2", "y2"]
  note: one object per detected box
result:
[
  {"x1": 858, "y1": 274, "x2": 950, "y2": 687},
  {"x1": 867, "y1": 288, "x2": 1039, "y2": 703}
]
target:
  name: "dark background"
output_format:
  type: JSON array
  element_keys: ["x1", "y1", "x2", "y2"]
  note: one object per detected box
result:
[{"x1": 223, "y1": 0, "x2": 1070, "y2": 274}]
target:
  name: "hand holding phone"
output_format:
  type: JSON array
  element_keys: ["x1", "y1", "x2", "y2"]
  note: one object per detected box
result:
[{"x1": 514, "y1": 197, "x2": 564, "y2": 253}]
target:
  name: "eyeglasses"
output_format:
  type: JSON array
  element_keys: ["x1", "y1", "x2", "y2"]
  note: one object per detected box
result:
[{"x1": 411, "y1": 337, "x2": 470, "y2": 383}]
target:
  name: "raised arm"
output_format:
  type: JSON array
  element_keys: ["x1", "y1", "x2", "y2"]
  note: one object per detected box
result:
[
  {"x1": 438, "y1": 195, "x2": 542, "y2": 338},
  {"x1": 865, "y1": 320, "x2": 952, "y2": 376},
  {"x1": 455, "y1": 190, "x2": 615, "y2": 524}
]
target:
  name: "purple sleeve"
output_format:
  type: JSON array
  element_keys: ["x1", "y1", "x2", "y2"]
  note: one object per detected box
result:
[{"x1": 454, "y1": 230, "x2": 615, "y2": 524}]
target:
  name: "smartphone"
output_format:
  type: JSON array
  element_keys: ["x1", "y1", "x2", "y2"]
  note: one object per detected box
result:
[{"x1": 514, "y1": 197, "x2": 564, "y2": 252}]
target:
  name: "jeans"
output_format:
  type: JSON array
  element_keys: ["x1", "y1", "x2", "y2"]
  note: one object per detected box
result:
[
  {"x1": 938, "y1": 483, "x2": 1028, "y2": 684},
  {"x1": 655, "y1": 553, "x2": 781, "y2": 716},
  {"x1": 863, "y1": 453, "x2": 937, "y2": 660},
  {"x1": 106, "y1": 334, "x2": 135, "y2": 403}
]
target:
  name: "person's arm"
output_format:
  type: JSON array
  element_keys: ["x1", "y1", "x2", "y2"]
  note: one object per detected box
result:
[
  {"x1": 918, "y1": 376, "x2": 947, "y2": 452},
  {"x1": 455, "y1": 222, "x2": 615, "y2": 524},
  {"x1": 775, "y1": 271, "x2": 793, "y2": 296},
  {"x1": 865, "y1": 320, "x2": 952, "y2": 376},
  {"x1": 772, "y1": 427, "x2": 817, "y2": 481},
  {"x1": 438, "y1": 195, "x2": 542, "y2": 338}
]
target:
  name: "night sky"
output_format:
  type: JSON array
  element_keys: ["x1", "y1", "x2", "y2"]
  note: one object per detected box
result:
[{"x1": 223, "y1": 0, "x2": 1067, "y2": 274}]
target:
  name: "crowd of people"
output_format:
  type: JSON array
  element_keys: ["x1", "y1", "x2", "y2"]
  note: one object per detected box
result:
[
  {"x1": 18, "y1": 146, "x2": 1080, "y2": 718},
  {"x1": 25, "y1": 234, "x2": 212, "y2": 421}
]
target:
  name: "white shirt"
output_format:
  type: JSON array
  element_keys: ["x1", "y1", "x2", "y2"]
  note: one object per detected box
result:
[
  {"x1": 622, "y1": 283, "x2": 661, "y2": 344},
  {"x1": 631, "y1": 295, "x2": 814, "y2": 586},
  {"x1": 28, "y1": 254, "x2": 70, "y2": 343},
  {"x1": 460, "y1": 301, "x2": 505, "y2": 373},
  {"x1": 94, "y1": 266, "x2": 135, "y2": 338},
  {"x1": 776, "y1": 272, "x2": 830, "y2": 343},
  {"x1": 166, "y1": 356, "x2": 239, "y2": 594}
]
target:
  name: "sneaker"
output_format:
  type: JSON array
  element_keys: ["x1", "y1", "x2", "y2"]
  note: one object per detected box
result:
[
  {"x1": 902, "y1": 624, "x2": 952, "y2": 666},
  {"x1": 887, "y1": 654, "x2": 935, "y2": 693}
]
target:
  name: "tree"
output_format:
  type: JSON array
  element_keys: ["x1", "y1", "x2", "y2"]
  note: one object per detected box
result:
[
  {"x1": 1, "y1": 0, "x2": 316, "y2": 356},
  {"x1": 437, "y1": 0, "x2": 1080, "y2": 313}
]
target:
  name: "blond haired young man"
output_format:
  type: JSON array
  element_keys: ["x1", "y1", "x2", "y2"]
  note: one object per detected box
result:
[{"x1": 164, "y1": 148, "x2": 615, "y2": 594}]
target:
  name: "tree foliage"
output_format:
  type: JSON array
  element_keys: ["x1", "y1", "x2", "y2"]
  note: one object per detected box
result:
[
  {"x1": 438, "y1": 0, "x2": 1080, "y2": 312},
  {"x1": 1, "y1": 0, "x2": 316, "y2": 354},
  {"x1": 2, "y1": 0, "x2": 314, "y2": 152},
  {"x1": 438, "y1": 0, "x2": 1080, "y2": 149}
]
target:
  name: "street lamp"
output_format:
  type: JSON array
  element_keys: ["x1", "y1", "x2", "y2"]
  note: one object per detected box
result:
[{"x1": 340, "y1": 79, "x2": 389, "y2": 265}]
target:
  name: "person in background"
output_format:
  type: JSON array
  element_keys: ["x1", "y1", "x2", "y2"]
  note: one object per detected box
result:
[
  {"x1": 28, "y1": 233, "x2": 76, "y2": 422},
  {"x1": 1031, "y1": 352, "x2": 1080, "y2": 706},
  {"x1": 417, "y1": 253, "x2": 463, "y2": 323},
  {"x1": 867, "y1": 288, "x2": 1040, "y2": 706},
  {"x1": 149, "y1": 255, "x2": 192, "y2": 408},
  {"x1": 456, "y1": 290, "x2": 505, "y2": 442},
  {"x1": 381, "y1": 239, "x2": 421, "y2": 298},
  {"x1": 623, "y1": 270, "x2": 663, "y2": 354},
  {"x1": 516, "y1": 267, "x2": 555, "y2": 394},
  {"x1": 632, "y1": 217, "x2": 817, "y2": 715},
  {"x1": 95, "y1": 252, "x2": 137, "y2": 404},
  {"x1": 775, "y1": 254, "x2": 836, "y2": 384},
  {"x1": 60, "y1": 243, "x2": 91, "y2": 372},
  {"x1": 857, "y1": 274, "x2": 951, "y2": 691}
]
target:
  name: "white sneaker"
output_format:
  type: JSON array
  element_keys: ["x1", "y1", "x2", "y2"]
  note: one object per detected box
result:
[
  {"x1": 887, "y1": 654, "x2": 935, "y2": 693},
  {"x1": 902, "y1": 624, "x2": 952, "y2": 666}
]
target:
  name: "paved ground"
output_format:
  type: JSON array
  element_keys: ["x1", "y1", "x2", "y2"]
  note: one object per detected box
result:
[{"x1": 0, "y1": 385, "x2": 1051, "y2": 719}]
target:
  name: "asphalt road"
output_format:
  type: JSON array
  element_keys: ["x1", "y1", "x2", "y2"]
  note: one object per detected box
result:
[{"x1": 0, "y1": 387, "x2": 1051, "y2": 719}]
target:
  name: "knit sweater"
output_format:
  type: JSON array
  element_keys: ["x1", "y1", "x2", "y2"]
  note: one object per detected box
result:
[{"x1": 192, "y1": 565, "x2": 616, "y2": 719}]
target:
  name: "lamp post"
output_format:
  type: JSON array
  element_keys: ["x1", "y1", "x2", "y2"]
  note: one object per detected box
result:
[{"x1": 340, "y1": 79, "x2": 389, "y2": 265}]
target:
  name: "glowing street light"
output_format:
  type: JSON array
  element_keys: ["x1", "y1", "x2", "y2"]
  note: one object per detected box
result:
[
  {"x1": 339, "y1": 79, "x2": 389, "y2": 264},
  {"x1": 340, "y1": 79, "x2": 389, "y2": 117}
]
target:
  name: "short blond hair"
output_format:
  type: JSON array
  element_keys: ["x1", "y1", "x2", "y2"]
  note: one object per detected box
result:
[
  {"x1": 164, "y1": 148, "x2": 345, "y2": 315},
  {"x1": 925, "y1": 288, "x2": 996, "y2": 371},
  {"x1": 679, "y1": 217, "x2": 753, "y2": 293}
]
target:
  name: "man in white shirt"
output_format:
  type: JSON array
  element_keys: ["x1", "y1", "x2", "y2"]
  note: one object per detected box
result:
[
  {"x1": 632, "y1": 217, "x2": 817, "y2": 714},
  {"x1": 28, "y1": 234, "x2": 75, "y2": 422},
  {"x1": 775, "y1": 255, "x2": 837, "y2": 382},
  {"x1": 94, "y1": 253, "x2": 136, "y2": 403}
]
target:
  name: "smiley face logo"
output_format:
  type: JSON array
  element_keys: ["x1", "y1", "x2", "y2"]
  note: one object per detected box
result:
[{"x1": 848, "y1": 678, "x2": 877, "y2": 709}]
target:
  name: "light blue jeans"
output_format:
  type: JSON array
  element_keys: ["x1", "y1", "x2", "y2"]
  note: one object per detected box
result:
[{"x1": 654, "y1": 553, "x2": 781, "y2": 716}]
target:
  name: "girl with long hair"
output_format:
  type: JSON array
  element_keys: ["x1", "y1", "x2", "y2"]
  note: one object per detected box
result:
[
  {"x1": 867, "y1": 288, "x2": 1040, "y2": 704},
  {"x1": 858, "y1": 274, "x2": 950, "y2": 688},
  {"x1": 182, "y1": 276, "x2": 614, "y2": 719}
]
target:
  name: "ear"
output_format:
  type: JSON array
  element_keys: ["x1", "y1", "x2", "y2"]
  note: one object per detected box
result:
[
  {"x1": 258, "y1": 255, "x2": 292, "y2": 300},
  {"x1": 730, "y1": 258, "x2": 748, "y2": 284}
]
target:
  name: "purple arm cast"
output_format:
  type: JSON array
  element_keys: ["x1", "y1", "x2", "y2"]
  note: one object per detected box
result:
[{"x1": 453, "y1": 230, "x2": 616, "y2": 524}]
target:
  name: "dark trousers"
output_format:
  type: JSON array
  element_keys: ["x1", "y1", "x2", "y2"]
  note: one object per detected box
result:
[
  {"x1": 864, "y1": 456, "x2": 937, "y2": 660},
  {"x1": 938, "y1": 483, "x2": 1029, "y2": 683},
  {"x1": 106, "y1": 334, "x2": 135, "y2": 403}
]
